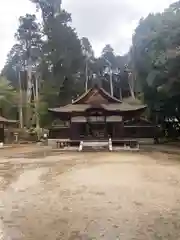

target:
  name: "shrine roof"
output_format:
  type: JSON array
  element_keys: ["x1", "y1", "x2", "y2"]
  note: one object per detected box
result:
[
  {"x1": 49, "y1": 86, "x2": 146, "y2": 113},
  {"x1": 0, "y1": 116, "x2": 17, "y2": 123},
  {"x1": 73, "y1": 86, "x2": 122, "y2": 104},
  {"x1": 49, "y1": 103, "x2": 146, "y2": 113}
]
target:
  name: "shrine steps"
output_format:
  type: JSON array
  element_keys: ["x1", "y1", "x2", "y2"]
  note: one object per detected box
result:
[
  {"x1": 78, "y1": 140, "x2": 140, "y2": 152},
  {"x1": 79, "y1": 140, "x2": 110, "y2": 152},
  {"x1": 48, "y1": 139, "x2": 140, "y2": 152}
]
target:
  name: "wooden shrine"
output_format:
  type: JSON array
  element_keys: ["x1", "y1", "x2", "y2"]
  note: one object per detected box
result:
[
  {"x1": 0, "y1": 116, "x2": 17, "y2": 143},
  {"x1": 48, "y1": 85, "x2": 156, "y2": 142}
]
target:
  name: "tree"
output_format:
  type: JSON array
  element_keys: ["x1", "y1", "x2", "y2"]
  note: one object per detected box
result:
[
  {"x1": 30, "y1": 0, "x2": 62, "y2": 25},
  {"x1": 30, "y1": 0, "x2": 84, "y2": 104},
  {"x1": 91, "y1": 45, "x2": 130, "y2": 99},
  {"x1": 131, "y1": 0, "x2": 180, "y2": 137},
  {"x1": 102, "y1": 44, "x2": 117, "y2": 69},
  {"x1": 2, "y1": 44, "x2": 23, "y2": 88},
  {"x1": 81, "y1": 37, "x2": 95, "y2": 91},
  {"x1": 2, "y1": 14, "x2": 42, "y2": 127},
  {"x1": 3, "y1": 1, "x2": 85, "y2": 127},
  {"x1": 2, "y1": 0, "x2": 137, "y2": 129},
  {"x1": 17, "y1": 14, "x2": 42, "y2": 127},
  {"x1": 0, "y1": 77, "x2": 18, "y2": 119},
  {"x1": 15, "y1": 14, "x2": 42, "y2": 69}
]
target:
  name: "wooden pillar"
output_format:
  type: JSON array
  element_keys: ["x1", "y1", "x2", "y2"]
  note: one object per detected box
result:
[
  {"x1": 0, "y1": 123, "x2": 5, "y2": 143},
  {"x1": 85, "y1": 123, "x2": 89, "y2": 138},
  {"x1": 70, "y1": 123, "x2": 75, "y2": 140}
]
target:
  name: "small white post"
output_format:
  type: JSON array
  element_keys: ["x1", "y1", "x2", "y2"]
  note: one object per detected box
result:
[
  {"x1": 109, "y1": 138, "x2": 112, "y2": 151},
  {"x1": 0, "y1": 142, "x2": 4, "y2": 148},
  {"x1": 79, "y1": 141, "x2": 83, "y2": 152},
  {"x1": 137, "y1": 143, "x2": 140, "y2": 150}
]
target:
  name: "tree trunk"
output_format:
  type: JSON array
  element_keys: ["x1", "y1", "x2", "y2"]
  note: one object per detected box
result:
[
  {"x1": 85, "y1": 60, "x2": 88, "y2": 92},
  {"x1": 18, "y1": 70, "x2": 23, "y2": 129},
  {"x1": 128, "y1": 73, "x2": 135, "y2": 99},
  {"x1": 34, "y1": 74, "x2": 41, "y2": 141},
  {"x1": 109, "y1": 70, "x2": 113, "y2": 97},
  {"x1": 26, "y1": 59, "x2": 32, "y2": 128}
]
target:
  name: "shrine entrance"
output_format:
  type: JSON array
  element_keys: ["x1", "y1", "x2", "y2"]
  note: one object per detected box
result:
[
  {"x1": 86, "y1": 111, "x2": 107, "y2": 139},
  {"x1": 87, "y1": 122, "x2": 107, "y2": 139}
]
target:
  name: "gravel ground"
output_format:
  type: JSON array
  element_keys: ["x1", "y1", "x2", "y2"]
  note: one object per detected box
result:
[{"x1": 0, "y1": 150, "x2": 180, "y2": 239}]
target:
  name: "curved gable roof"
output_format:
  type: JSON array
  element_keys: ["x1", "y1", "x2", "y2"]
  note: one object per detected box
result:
[
  {"x1": 73, "y1": 86, "x2": 121, "y2": 104},
  {"x1": 48, "y1": 86, "x2": 147, "y2": 114}
]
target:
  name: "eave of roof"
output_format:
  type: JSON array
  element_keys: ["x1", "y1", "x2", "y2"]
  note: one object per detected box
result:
[
  {"x1": 49, "y1": 104, "x2": 90, "y2": 113},
  {"x1": 0, "y1": 116, "x2": 17, "y2": 123},
  {"x1": 101, "y1": 103, "x2": 146, "y2": 112},
  {"x1": 49, "y1": 103, "x2": 147, "y2": 113}
]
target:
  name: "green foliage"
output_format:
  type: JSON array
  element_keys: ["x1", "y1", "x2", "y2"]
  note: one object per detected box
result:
[
  {"x1": 2, "y1": 3, "x2": 85, "y2": 127},
  {"x1": 2, "y1": 0, "x2": 180, "y2": 139},
  {"x1": 1, "y1": 0, "x2": 133, "y2": 128},
  {"x1": 34, "y1": 1, "x2": 84, "y2": 105},
  {"x1": 2, "y1": 14, "x2": 42, "y2": 88},
  {"x1": 0, "y1": 77, "x2": 18, "y2": 118},
  {"x1": 131, "y1": 1, "x2": 180, "y2": 124}
]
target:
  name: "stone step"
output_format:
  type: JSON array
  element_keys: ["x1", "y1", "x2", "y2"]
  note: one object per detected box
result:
[
  {"x1": 79, "y1": 141, "x2": 110, "y2": 152},
  {"x1": 83, "y1": 141, "x2": 108, "y2": 147}
]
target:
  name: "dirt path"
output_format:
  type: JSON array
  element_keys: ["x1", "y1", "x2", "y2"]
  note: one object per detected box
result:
[
  {"x1": 0, "y1": 152, "x2": 180, "y2": 239},
  {"x1": 0, "y1": 144, "x2": 52, "y2": 158}
]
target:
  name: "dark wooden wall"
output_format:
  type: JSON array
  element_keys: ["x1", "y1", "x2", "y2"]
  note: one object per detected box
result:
[
  {"x1": 48, "y1": 125, "x2": 157, "y2": 140},
  {"x1": 123, "y1": 126, "x2": 156, "y2": 138},
  {"x1": 49, "y1": 127, "x2": 70, "y2": 139},
  {"x1": 0, "y1": 126, "x2": 4, "y2": 142}
]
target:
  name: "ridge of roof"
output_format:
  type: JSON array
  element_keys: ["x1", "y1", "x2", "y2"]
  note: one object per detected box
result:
[
  {"x1": 72, "y1": 86, "x2": 122, "y2": 104},
  {"x1": 72, "y1": 88, "x2": 92, "y2": 104},
  {"x1": 99, "y1": 87, "x2": 122, "y2": 103}
]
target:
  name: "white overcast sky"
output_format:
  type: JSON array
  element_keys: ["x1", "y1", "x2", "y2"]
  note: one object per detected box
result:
[{"x1": 0, "y1": 0, "x2": 175, "y2": 70}]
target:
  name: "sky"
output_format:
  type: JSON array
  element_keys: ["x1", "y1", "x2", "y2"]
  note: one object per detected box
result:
[{"x1": 0, "y1": 0, "x2": 175, "y2": 71}]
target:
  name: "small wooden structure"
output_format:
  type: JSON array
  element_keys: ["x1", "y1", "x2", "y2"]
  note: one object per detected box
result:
[
  {"x1": 48, "y1": 86, "x2": 157, "y2": 149},
  {"x1": 0, "y1": 116, "x2": 17, "y2": 143}
]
